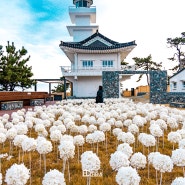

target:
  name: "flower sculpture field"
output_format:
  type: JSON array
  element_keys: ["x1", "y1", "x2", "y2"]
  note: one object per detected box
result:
[{"x1": 0, "y1": 98, "x2": 184, "y2": 185}]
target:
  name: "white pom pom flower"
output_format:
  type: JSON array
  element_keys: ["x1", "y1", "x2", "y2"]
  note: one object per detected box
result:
[
  {"x1": 13, "y1": 135, "x2": 28, "y2": 148},
  {"x1": 179, "y1": 139, "x2": 185, "y2": 149},
  {"x1": 123, "y1": 119, "x2": 132, "y2": 127},
  {"x1": 121, "y1": 132, "x2": 135, "y2": 145},
  {"x1": 88, "y1": 125, "x2": 97, "y2": 133},
  {"x1": 58, "y1": 141, "x2": 75, "y2": 160},
  {"x1": 115, "y1": 120, "x2": 123, "y2": 128},
  {"x1": 149, "y1": 124, "x2": 163, "y2": 138},
  {"x1": 99, "y1": 122, "x2": 111, "y2": 132},
  {"x1": 42, "y1": 169, "x2": 66, "y2": 185},
  {"x1": 171, "y1": 148, "x2": 185, "y2": 167},
  {"x1": 110, "y1": 151, "x2": 130, "y2": 171},
  {"x1": 152, "y1": 153, "x2": 173, "y2": 173},
  {"x1": 171, "y1": 177, "x2": 185, "y2": 185},
  {"x1": 5, "y1": 163, "x2": 30, "y2": 185},
  {"x1": 138, "y1": 133, "x2": 156, "y2": 147},
  {"x1": 73, "y1": 135, "x2": 85, "y2": 146},
  {"x1": 116, "y1": 166, "x2": 141, "y2": 185},
  {"x1": 128, "y1": 124, "x2": 139, "y2": 135},
  {"x1": 15, "y1": 124, "x2": 28, "y2": 135},
  {"x1": 6, "y1": 127, "x2": 17, "y2": 140},
  {"x1": 117, "y1": 143, "x2": 133, "y2": 158},
  {"x1": 130, "y1": 152, "x2": 147, "y2": 169},
  {"x1": 133, "y1": 115, "x2": 146, "y2": 127},
  {"x1": 37, "y1": 137, "x2": 53, "y2": 155},
  {"x1": 112, "y1": 128, "x2": 122, "y2": 137},
  {"x1": 81, "y1": 151, "x2": 100, "y2": 171},
  {"x1": 148, "y1": 152, "x2": 160, "y2": 165},
  {"x1": 50, "y1": 130, "x2": 62, "y2": 143},
  {"x1": 22, "y1": 137, "x2": 37, "y2": 152},
  {"x1": 86, "y1": 134, "x2": 94, "y2": 144},
  {"x1": 92, "y1": 130, "x2": 105, "y2": 143},
  {"x1": 60, "y1": 134, "x2": 73, "y2": 142},
  {"x1": 168, "y1": 131, "x2": 182, "y2": 144},
  {"x1": 0, "y1": 133, "x2": 6, "y2": 144}
]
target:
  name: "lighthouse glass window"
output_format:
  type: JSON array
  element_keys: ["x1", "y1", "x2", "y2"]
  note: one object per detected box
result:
[
  {"x1": 102, "y1": 60, "x2": 113, "y2": 67},
  {"x1": 76, "y1": 0, "x2": 88, "y2": 7}
]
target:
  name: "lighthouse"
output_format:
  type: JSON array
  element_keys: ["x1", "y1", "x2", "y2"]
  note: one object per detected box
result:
[
  {"x1": 67, "y1": 0, "x2": 98, "y2": 41},
  {"x1": 59, "y1": 0, "x2": 136, "y2": 98}
]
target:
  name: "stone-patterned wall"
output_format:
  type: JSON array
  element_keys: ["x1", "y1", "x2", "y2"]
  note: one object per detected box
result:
[
  {"x1": 152, "y1": 92, "x2": 185, "y2": 104},
  {"x1": 149, "y1": 71, "x2": 167, "y2": 104},
  {"x1": 170, "y1": 102, "x2": 185, "y2": 108},
  {"x1": 30, "y1": 99, "x2": 45, "y2": 106},
  {"x1": 1, "y1": 101, "x2": 23, "y2": 110},
  {"x1": 150, "y1": 71, "x2": 167, "y2": 92},
  {"x1": 102, "y1": 71, "x2": 120, "y2": 98},
  {"x1": 102, "y1": 70, "x2": 185, "y2": 105}
]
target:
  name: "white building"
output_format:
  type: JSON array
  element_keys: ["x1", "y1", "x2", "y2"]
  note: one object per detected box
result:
[
  {"x1": 59, "y1": 0, "x2": 136, "y2": 98},
  {"x1": 170, "y1": 68, "x2": 185, "y2": 92}
]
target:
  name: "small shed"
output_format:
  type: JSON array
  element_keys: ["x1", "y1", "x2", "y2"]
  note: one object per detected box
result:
[{"x1": 169, "y1": 68, "x2": 185, "y2": 92}]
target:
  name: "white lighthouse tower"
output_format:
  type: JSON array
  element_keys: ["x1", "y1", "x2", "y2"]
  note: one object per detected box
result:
[
  {"x1": 60, "y1": 0, "x2": 136, "y2": 98},
  {"x1": 67, "y1": 0, "x2": 98, "y2": 42}
]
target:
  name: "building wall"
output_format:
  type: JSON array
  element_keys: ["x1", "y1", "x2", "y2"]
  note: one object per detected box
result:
[
  {"x1": 72, "y1": 76, "x2": 101, "y2": 97},
  {"x1": 122, "y1": 85, "x2": 170, "y2": 97},
  {"x1": 75, "y1": 15, "x2": 90, "y2": 25},
  {"x1": 73, "y1": 30, "x2": 93, "y2": 42},
  {"x1": 137, "y1": 85, "x2": 150, "y2": 93},
  {"x1": 77, "y1": 53, "x2": 120, "y2": 69},
  {"x1": 170, "y1": 70, "x2": 185, "y2": 92}
]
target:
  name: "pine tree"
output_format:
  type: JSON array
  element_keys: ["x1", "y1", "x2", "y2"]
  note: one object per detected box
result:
[
  {"x1": 167, "y1": 32, "x2": 185, "y2": 72},
  {"x1": 132, "y1": 55, "x2": 162, "y2": 85},
  {"x1": 0, "y1": 41, "x2": 35, "y2": 91}
]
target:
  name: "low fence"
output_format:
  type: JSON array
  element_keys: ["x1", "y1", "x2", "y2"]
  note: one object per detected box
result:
[{"x1": 0, "y1": 91, "x2": 50, "y2": 110}]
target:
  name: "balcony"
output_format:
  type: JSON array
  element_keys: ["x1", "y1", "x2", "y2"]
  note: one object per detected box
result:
[{"x1": 60, "y1": 66, "x2": 118, "y2": 76}]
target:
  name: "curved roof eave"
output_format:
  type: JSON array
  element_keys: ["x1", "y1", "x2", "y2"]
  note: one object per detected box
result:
[{"x1": 60, "y1": 45, "x2": 136, "y2": 54}]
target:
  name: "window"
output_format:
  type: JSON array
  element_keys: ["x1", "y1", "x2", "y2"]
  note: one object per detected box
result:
[
  {"x1": 173, "y1": 82, "x2": 177, "y2": 89},
  {"x1": 82, "y1": 60, "x2": 93, "y2": 67},
  {"x1": 182, "y1": 81, "x2": 185, "y2": 88},
  {"x1": 76, "y1": 0, "x2": 88, "y2": 7},
  {"x1": 102, "y1": 60, "x2": 113, "y2": 67}
]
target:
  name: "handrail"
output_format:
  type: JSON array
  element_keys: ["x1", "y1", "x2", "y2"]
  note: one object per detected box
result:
[
  {"x1": 60, "y1": 66, "x2": 118, "y2": 73},
  {"x1": 60, "y1": 65, "x2": 137, "y2": 73}
]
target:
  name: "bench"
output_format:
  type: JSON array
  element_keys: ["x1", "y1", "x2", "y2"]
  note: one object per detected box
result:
[
  {"x1": 0, "y1": 92, "x2": 50, "y2": 110},
  {"x1": 1, "y1": 101, "x2": 23, "y2": 110},
  {"x1": 170, "y1": 102, "x2": 185, "y2": 108}
]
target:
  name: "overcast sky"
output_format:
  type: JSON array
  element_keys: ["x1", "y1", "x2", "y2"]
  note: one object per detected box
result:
[{"x1": 0, "y1": 0, "x2": 184, "y2": 81}]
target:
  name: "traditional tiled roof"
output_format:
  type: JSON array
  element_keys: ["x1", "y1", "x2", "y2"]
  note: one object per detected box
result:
[{"x1": 59, "y1": 30, "x2": 136, "y2": 51}]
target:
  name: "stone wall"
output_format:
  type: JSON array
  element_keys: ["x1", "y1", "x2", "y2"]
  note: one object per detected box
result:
[
  {"x1": 1, "y1": 101, "x2": 23, "y2": 110},
  {"x1": 102, "y1": 71, "x2": 120, "y2": 98},
  {"x1": 102, "y1": 70, "x2": 185, "y2": 105},
  {"x1": 151, "y1": 92, "x2": 185, "y2": 104},
  {"x1": 0, "y1": 92, "x2": 49, "y2": 108}
]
